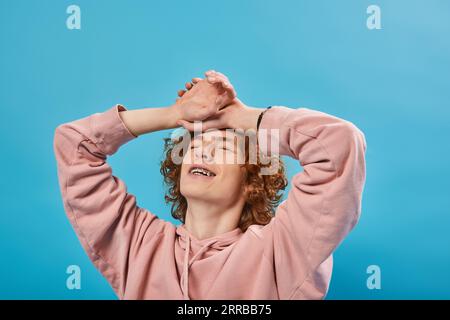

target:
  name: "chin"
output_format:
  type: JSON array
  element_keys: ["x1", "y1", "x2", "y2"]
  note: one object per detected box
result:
[{"x1": 181, "y1": 183, "x2": 210, "y2": 200}]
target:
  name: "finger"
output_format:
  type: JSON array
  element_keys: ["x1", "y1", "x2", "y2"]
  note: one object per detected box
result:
[
  {"x1": 213, "y1": 71, "x2": 229, "y2": 81},
  {"x1": 206, "y1": 75, "x2": 218, "y2": 84},
  {"x1": 176, "y1": 119, "x2": 196, "y2": 132},
  {"x1": 225, "y1": 85, "x2": 237, "y2": 99},
  {"x1": 202, "y1": 110, "x2": 228, "y2": 131},
  {"x1": 205, "y1": 70, "x2": 219, "y2": 83},
  {"x1": 213, "y1": 72, "x2": 231, "y2": 88},
  {"x1": 206, "y1": 72, "x2": 232, "y2": 92},
  {"x1": 178, "y1": 90, "x2": 186, "y2": 97},
  {"x1": 215, "y1": 85, "x2": 236, "y2": 102},
  {"x1": 206, "y1": 70, "x2": 237, "y2": 102},
  {"x1": 192, "y1": 77, "x2": 202, "y2": 84},
  {"x1": 177, "y1": 118, "x2": 223, "y2": 132},
  {"x1": 221, "y1": 81, "x2": 231, "y2": 89},
  {"x1": 185, "y1": 82, "x2": 193, "y2": 90},
  {"x1": 218, "y1": 81, "x2": 235, "y2": 97},
  {"x1": 215, "y1": 95, "x2": 227, "y2": 108},
  {"x1": 214, "y1": 73, "x2": 236, "y2": 98},
  {"x1": 202, "y1": 118, "x2": 224, "y2": 131}
]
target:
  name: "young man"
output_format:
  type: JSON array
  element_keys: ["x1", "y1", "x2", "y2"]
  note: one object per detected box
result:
[{"x1": 54, "y1": 70, "x2": 366, "y2": 299}]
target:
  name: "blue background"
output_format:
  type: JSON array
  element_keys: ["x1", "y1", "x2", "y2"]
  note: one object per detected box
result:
[{"x1": 1, "y1": 0, "x2": 449, "y2": 299}]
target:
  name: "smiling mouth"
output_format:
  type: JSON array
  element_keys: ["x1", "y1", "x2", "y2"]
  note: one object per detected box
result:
[{"x1": 189, "y1": 167, "x2": 216, "y2": 177}]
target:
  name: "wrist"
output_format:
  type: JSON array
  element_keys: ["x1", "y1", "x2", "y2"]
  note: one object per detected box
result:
[
  {"x1": 168, "y1": 104, "x2": 183, "y2": 128},
  {"x1": 235, "y1": 100, "x2": 263, "y2": 131}
]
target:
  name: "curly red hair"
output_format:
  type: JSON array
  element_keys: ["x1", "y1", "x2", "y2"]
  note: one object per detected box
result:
[{"x1": 160, "y1": 130, "x2": 288, "y2": 232}]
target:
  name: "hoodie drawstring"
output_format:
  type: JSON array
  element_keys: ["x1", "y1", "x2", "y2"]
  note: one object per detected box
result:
[
  {"x1": 181, "y1": 236, "x2": 220, "y2": 300},
  {"x1": 176, "y1": 226, "x2": 243, "y2": 300},
  {"x1": 181, "y1": 235, "x2": 190, "y2": 300}
]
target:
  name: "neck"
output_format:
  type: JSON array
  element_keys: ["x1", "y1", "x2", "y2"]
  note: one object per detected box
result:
[{"x1": 184, "y1": 198, "x2": 244, "y2": 240}]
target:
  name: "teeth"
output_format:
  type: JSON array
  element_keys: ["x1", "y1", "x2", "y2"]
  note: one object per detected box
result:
[{"x1": 190, "y1": 167, "x2": 215, "y2": 177}]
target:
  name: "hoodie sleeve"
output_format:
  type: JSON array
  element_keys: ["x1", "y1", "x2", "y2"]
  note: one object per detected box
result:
[
  {"x1": 257, "y1": 106, "x2": 367, "y2": 299},
  {"x1": 54, "y1": 105, "x2": 167, "y2": 298}
]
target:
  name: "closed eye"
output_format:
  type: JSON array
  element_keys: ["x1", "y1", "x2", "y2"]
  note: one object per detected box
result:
[{"x1": 220, "y1": 145, "x2": 236, "y2": 153}]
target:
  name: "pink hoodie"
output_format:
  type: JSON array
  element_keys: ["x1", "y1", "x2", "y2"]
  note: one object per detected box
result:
[{"x1": 54, "y1": 105, "x2": 366, "y2": 300}]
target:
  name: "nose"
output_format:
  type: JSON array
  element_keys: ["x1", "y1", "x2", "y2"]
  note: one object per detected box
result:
[{"x1": 194, "y1": 143, "x2": 214, "y2": 163}]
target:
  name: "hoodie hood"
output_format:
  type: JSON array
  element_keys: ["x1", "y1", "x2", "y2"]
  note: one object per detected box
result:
[{"x1": 176, "y1": 225, "x2": 243, "y2": 299}]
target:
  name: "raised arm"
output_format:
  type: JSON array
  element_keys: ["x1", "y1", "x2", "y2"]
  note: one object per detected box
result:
[
  {"x1": 120, "y1": 74, "x2": 236, "y2": 136},
  {"x1": 54, "y1": 73, "x2": 236, "y2": 298},
  {"x1": 176, "y1": 72, "x2": 366, "y2": 299},
  {"x1": 258, "y1": 106, "x2": 367, "y2": 299},
  {"x1": 54, "y1": 105, "x2": 177, "y2": 297}
]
